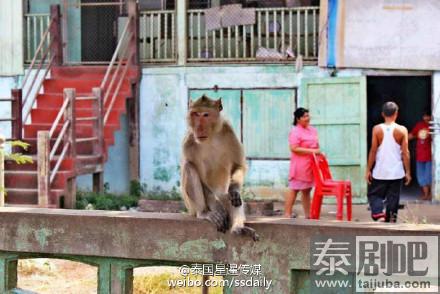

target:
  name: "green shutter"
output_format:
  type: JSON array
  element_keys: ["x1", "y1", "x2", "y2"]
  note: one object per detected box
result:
[
  {"x1": 301, "y1": 77, "x2": 367, "y2": 198},
  {"x1": 243, "y1": 89, "x2": 296, "y2": 159}
]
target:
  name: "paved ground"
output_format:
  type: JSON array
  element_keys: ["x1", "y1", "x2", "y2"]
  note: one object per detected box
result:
[{"x1": 274, "y1": 200, "x2": 440, "y2": 224}]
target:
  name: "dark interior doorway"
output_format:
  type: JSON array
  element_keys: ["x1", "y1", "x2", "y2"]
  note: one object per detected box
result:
[
  {"x1": 367, "y1": 76, "x2": 432, "y2": 200},
  {"x1": 81, "y1": 0, "x2": 119, "y2": 62}
]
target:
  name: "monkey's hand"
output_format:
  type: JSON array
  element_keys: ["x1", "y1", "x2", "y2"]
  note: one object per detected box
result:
[
  {"x1": 228, "y1": 187, "x2": 242, "y2": 207},
  {"x1": 206, "y1": 207, "x2": 230, "y2": 233}
]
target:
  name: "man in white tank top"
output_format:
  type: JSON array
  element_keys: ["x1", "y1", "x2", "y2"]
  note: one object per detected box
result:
[{"x1": 365, "y1": 102, "x2": 411, "y2": 222}]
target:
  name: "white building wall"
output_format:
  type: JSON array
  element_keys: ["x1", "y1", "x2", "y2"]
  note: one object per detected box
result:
[{"x1": 0, "y1": 0, "x2": 24, "y2": 76}]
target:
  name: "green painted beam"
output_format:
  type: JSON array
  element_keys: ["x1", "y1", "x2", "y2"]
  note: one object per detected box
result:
[{"x1": 0, "y1": 253, "x2": 18, "y2": 292}]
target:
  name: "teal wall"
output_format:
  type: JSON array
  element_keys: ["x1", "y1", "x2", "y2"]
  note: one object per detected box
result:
[
  {"x1": 29, "y1": 0, "x2": 81, "y2": 62},
  {"x1": 2, "y1": 64, "x2": 439, "y2": 199},
  {"x1": 139, "y1": 65, "x2": 363, "y2": 197},
  {"x1": 77, "y1": 114, "x2": 130, "y2": 194}
]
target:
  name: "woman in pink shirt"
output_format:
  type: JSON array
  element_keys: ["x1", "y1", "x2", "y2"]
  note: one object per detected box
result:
[{"x1": 284, "y1": 108, "x2": 320, "y2": 218}]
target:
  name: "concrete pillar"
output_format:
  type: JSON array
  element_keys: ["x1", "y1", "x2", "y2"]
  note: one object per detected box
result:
[
  {"x1": 111, "y1": 264, "x2": 133, "y2": 294},
  {"x1": 0, "y1": 135, "x2": 4, "y2": 207},
  {"x1": 0, "y1": 254, "x2": 18, "y2": 292},
  {"x1": 37, "y1": 131, "x2": 50, "y2": 207},
  {"x1": 432, "y1": 72, "x2": 440, "y2": 200},
  {"x1": 176, "y1": 0, "x2": 187, "y2": 65},
  {"x1": 98, "y1": 261, "x2": 133, "y2": 294}
]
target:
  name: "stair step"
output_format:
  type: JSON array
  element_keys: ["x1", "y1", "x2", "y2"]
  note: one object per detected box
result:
[
  {"x1": 5, "y1": 170, "x2": 71, "y2": 190},
  {"x1": 51, "y1": 66, "x2": 138, "y2": 80},
  {"x1": 23, "y1": 123, "x2": 119, "y2": 138},
  {"x1": 30, "y1": 107, "x2": 125, "y2": 125},
  {"x1": 5, "y1": 158, "x2": 74, "y2": 171},
  {"x1": 4, "y1": 204, "x2": 57, "y2": 208},
  {"x1": 36, "y1": 92, "x2": 131, "y2": 109},
  {"x1": 5, "y1": 188, "x2": 64, "y2": 206},
  {"x1": 22, "y1": 137, "x2": 112, "y2": 156},
  {"x1": 25, "y1": 154, "x2": 101, "y2": 162},
  {"x1": 43, "y1": 78, "x2": 131, "y2": 93}
]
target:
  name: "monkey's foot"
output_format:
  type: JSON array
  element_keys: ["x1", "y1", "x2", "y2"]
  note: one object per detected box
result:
[
  {"x1": 207, "y1": 210, "x2": 230, "y2": 233},
  {"x1": 232, "y1": 226, "x2": 259, "y2": 241}
]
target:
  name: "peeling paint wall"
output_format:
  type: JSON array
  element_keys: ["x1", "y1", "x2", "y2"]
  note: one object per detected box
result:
[
  {"x1": 6, "y1": 65, "x2": 437, "y2": 198},
  {"x1": 139, "y1": 65, "x2": 363, "y2": 196},
  {"x1": 77, "y1": 114, "x2": 130, "y2": 194}
]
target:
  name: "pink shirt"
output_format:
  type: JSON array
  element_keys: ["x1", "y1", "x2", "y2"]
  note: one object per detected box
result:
[{"x1": 288, "y1": 125, "x2": 319, "y2": 182}]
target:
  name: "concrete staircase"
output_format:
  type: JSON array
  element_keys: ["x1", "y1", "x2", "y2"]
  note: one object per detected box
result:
[{"x1": 4, "y1": 66, "x2": 138, "y2": 207}]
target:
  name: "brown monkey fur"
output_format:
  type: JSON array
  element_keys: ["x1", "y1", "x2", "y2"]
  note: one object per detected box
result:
[{"x1": 181, "y1": 95, "x2": 259, "y2": 241}]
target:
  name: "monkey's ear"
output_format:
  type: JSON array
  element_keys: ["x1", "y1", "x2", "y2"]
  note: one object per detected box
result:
[{"x1": 216, "y1": 98, "x2": 223, "y2": 112}]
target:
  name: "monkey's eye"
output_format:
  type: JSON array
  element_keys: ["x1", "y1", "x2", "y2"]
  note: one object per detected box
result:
[
  {"x1": 191, "y1": 112, "x2": 200, "y2": 117},
  {"x1": 203, "y1": 113, "x2": 209, "y2": 117}
]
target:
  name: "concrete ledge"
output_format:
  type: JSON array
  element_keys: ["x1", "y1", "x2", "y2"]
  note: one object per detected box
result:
[{"x1": 0, "y1": 208, "x2": 439, "y2": 293}]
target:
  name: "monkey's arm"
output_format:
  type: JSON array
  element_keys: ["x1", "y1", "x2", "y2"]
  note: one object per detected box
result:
[
  {"x1": 182, "y1": 161, "x2": 230, "y2": 232},
  {"x1": 229, "y1": 164, "x2": 245, "y2": 207},
  {"x1": 223, "y1": 123, "x2": 246, "y2": 207}
]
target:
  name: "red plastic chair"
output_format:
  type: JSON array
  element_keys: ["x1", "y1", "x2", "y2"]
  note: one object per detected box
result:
[{"x1": 310, "y1": 154, "x2": 352, "y2": 221}]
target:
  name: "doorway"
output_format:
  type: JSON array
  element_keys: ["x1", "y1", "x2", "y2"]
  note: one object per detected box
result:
[
  {"x1": 81, "y1": 0, "x2": 120, "y2": 62},
  {"x1": 367, "y1": 76, "x2": 432, "y2": 200}
]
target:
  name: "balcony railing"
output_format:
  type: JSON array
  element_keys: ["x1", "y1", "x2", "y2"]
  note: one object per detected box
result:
[
  {"x1": 23, "y1": 6, "x2": 319, "y2": 64},
  {"x1": 24, "y1": 13, "x2": 51, "y2": 64},
  {"x1": 139, "y1": 10, "x2": 176, "y2": 63},
  {"x1": 187, "y1": 6, "x2": 319, "y2": 62}
]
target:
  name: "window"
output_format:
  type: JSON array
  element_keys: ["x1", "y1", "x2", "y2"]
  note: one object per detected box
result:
[
  {"x1": 221, "y1": 0, "x2": 320, "y2": 8},
  {"x1": 139, "y1": 0, "x2": 175, "y2": 10},
  {"x1": 189, "y1": 0, "x2": 212, "y2": 9}
]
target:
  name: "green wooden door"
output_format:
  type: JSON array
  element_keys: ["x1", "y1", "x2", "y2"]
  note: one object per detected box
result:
[
  {"x1": 301, "y1": 77, "x2": 367, "y2": 199},
  {"x1": 243, "y1": 89, "x2": 296, "y2": 159},
  {"x1": 189, "y1": 90, "x2": 241, "y2": 136}
]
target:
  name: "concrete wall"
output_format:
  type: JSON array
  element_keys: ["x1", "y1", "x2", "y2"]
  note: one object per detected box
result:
[
  {"x1": 0, "y1": 77, "x2": 19, "y2": 147},
  {"x1": 0, "y1": 0, "x2": 24, "y2": 76},
  {"x1": 433, "y1": 72, "x2": 440, "y2": 200},
  {"x1": 2, "y1": 65, "x2": 439, "y2": 198},
  {"x1": 323, "y1": 0, "x2": 440, "y2": 71},
  {"x1": 76, "y1": 115, "x2": 130, "y2": 194},
  {"x1": 139, "y1": 65, "x2": 362, "y2": 198}
]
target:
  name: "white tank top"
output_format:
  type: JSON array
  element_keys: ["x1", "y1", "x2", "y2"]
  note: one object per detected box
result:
[{"x1": 372, "y1": 123, "x2": 405, "y2": 180}]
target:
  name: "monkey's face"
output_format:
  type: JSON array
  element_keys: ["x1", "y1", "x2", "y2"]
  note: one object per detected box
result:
[
  {"x1": 188, "y1": 95, "x2": 223, "y2": 143},
  {"x1": 189, "y1": 108, "x2": 221, "y2": 143}
]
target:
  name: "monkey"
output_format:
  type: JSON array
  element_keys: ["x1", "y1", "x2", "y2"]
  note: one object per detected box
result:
[{"x1": 181, "y1": 95, "x2": 259, "y2": 241}]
